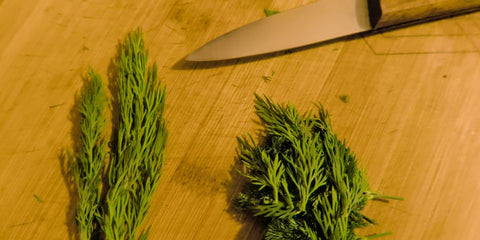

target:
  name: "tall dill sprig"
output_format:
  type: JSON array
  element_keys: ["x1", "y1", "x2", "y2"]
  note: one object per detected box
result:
[
  {"x1": 69, "y1": 69, "x2": 108, "y2": 240},
  {"x1": 102, "y1": 28, "x2": 167, "y2": 240},
  {"x1": 235, "y1": 94, "x2": 400, "y2": 240}
]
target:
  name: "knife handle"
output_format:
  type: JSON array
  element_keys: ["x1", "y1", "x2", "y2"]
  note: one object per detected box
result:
[{"x1": 368, "y1": 0, "x2": 480, "y2": 29}]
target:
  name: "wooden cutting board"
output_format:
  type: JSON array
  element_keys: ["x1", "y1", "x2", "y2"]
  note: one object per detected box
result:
[{"x1": 1, "y1": 0, "x2": 480, "y2": 239}]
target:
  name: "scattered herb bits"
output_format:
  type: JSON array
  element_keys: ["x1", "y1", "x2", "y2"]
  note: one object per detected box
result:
[
  {"x1": 235, "y1": 94, "x2": 400, "y2": 240},
  {"x1": 33, "y1": 194, "x2": 44, "y2": 203},
  {"x1": 338, "y1": 94, "x2": 349, "y2": 103},
  {"x1": 262, "y1": 71, "x2": 276, "y2": 82},
  {"x1": 264, "y1": 8, "x2": 280, "y2": 17}
]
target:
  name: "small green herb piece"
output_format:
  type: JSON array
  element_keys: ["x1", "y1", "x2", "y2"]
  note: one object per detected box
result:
[
  {"x1": 234, "y1": 94, "x2": 400, "y2": 240},
  {"x1": 262, "y1": 71, "x2": 276, "y2": 82},
  {"x1": 361, "y1": 232, "x2": 393, "y2": 240},
  {"x1": 264, "y1": 8, "x2": 280, "y2": 17},
  {"x1": 339, "y1": 94, "x2": 349, "y2": 103},
  {"x1": 33, "y1": 194, "x2": 44, "y2": 203},
  {"x1": 69, "y1": 68, "x2": 108, "y2": 240},
  {"x1": 102, "y1": 28, "x2": 167, "y2": 240}
]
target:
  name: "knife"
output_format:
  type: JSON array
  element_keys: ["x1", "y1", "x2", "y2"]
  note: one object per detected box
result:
[{"x1": 186, "y1": 0, "x2": 480, "y2": 61}]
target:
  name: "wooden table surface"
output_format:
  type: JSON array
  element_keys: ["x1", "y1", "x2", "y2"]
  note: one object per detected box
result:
[{"x1": 2, "y1": 0, "x2": 480, "y2": 239}]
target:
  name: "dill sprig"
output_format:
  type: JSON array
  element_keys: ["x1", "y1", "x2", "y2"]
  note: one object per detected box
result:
[
  {"x1": 235, "y1": 94, "x2": 400, "y2": 240},
  {"x1": 102, "y1": 28, "x2": 167, "y2": 240},
  {"x1": 69, "y1": 69, "x2": 108, "y2": 240},
  {"x1": 69, "y1": 29, "x2": 167, "y2": 240}
]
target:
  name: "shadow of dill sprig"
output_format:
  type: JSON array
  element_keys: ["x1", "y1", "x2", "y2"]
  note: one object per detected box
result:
[{"x1": 234, "y1": 94, "x2": 401, "y2": 240}]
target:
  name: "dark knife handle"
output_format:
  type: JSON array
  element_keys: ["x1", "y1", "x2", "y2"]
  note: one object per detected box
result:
[{"x1": 368, "y1": 0, "x2": 480, "y2": 29}]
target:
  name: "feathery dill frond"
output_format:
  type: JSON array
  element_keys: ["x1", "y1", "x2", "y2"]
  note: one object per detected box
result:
[
  {"x1": 102, "y1": 28, "x2": 167, "y2": 240},
  {"x1": 235, "y1": 94, "x2": 400, "y2": 240},
  {"x1": 69, "y1": 69, "x2": 108, "y2": 240}
]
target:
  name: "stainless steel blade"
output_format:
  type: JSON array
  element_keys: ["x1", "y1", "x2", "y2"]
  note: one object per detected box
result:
[{"x1": 186, "y1": 0, "x2": 371, "y2": 61}]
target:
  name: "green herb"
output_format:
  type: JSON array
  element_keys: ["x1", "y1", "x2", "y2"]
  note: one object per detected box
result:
[
  {"x1": 264, "y1": 8, "x2": 280, "y2": 17},
  {"x1": 338, "y1": 94, "x2": 349, "y2": 103},
  {"x1": 234, "y1": 94, "x2": 400, "y2": 240},
  {"x1": 68, "y1": 68, "x2": 108, "y2": 240},
  {"x1": 102, "y1": 28, "x2": 167, "y2": 240},
  {"x1": 361, "y1": 232, "x2": 393, "y2": 240},
  {"x1": 262, "y1": 71, "x2": 276, "y2": 82},
  {"x1": 33, "y1": 194, "x2": 44, "y2": 203},
  {"x1": 68, "y1": 28, "x2": 167, "y2": 240}
]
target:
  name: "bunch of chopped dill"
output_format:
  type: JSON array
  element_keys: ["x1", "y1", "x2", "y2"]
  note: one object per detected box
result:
[
  {"x1": 69, "y1": 28, "x2": 167, "y2": 240},
  {"x1": 234, "y1": 94, "x2": 401, "y2": 240}
]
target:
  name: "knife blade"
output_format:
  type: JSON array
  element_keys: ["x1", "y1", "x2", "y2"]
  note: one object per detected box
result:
[{"x1": 186, "y1": 0, "x2": 480, "y2": 61}]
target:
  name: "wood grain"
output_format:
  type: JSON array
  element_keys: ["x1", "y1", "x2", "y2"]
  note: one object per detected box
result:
[{"x1": 1, "y1": 0, "x2": 480, "y2": 239}]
